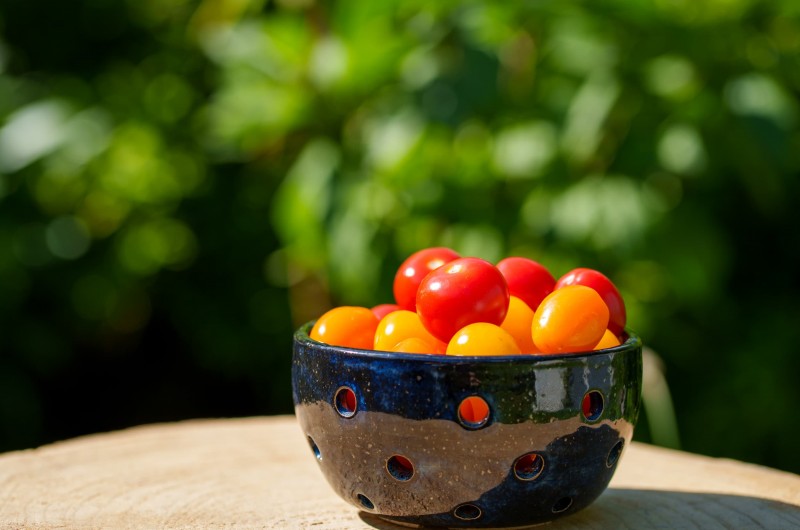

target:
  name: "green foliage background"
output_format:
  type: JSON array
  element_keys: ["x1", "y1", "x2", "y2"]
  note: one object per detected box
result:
[{"x1": 0, "y1": 0, "x2": 798, "y2": 473}]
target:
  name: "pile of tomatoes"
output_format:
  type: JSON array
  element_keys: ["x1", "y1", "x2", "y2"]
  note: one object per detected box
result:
[{"x1": 309, "y1": 247, "x2": 627, "y2": 356}]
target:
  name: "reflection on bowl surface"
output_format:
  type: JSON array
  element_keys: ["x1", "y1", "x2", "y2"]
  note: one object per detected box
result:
[{"x1": 292, "y1": 323, "x2": 643, "y2": 528}]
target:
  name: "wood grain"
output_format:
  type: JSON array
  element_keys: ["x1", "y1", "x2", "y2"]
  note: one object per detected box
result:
[{"x1": 0, "y1": 416, "x2": 798, "y2": 529}]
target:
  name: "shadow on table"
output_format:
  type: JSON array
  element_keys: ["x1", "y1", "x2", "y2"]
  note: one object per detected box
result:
[{"x1": 358, "y1": 488, "x2": 800, "y2": 529}]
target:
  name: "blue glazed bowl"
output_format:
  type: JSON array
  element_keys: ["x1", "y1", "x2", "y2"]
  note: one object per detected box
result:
[{"x1": 292, "y1": 322, "x2": 642, "y2": 528}]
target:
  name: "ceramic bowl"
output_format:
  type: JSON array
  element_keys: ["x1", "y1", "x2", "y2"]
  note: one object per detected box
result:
[{"x1": 292, "y1": 322, "x2": 642, "y2": 528}]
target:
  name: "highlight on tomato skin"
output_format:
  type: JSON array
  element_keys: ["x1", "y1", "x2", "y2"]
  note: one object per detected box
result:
[
  {"x1": 555, "y1": 268, "x2": 626, "y2": 336},
  {"x1": 532, "y1": 285, "x2": 609, "y2": 354},
  {"x1": 416, "y1": 257, "x2": 510, "y2": 343},
  {"x1": 310, "y1": 306, "x2": 379, "y2": 350},
  {"x1": 393, "y1": 247, "x2": 461, "y2": 311}
]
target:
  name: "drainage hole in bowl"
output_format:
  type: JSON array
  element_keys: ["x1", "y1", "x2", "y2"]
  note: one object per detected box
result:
[
  {"x1": 457, "y1": 396, "x2": 490, "y2": 429},
  {"x1": 386, "y1": 455, "x2": 414, "y2": 481},
  {"x1": 453, "y1": 503, "x2": 482, "y2": 521},
  {"x1": 512, "y1": 452, "x2": 544, "y2": 481},
  {"x1": 552, "y1": 497, "x2": 573, "y2": 513},
  {"x1": 307, "y1": 436, "x2": 321, "y2": 461},
  {"x1": 582, "y1": 390, "x2": 604, "y2": 422},
  {"x1": 607, "y1": 439, "x2": 624, "y2": 468},
  {"x1": 357, "y1": 493, "x2": 374, "y2": 510},
  {"x1": 334, "y1": 386, "x2": 358, "y2": 418}
]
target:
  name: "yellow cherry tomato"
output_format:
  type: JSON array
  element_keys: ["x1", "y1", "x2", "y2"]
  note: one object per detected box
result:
[
  {"x1": 391, "y1": 337, "x2": 441, "y2": 354},
  {"x1": 594, "y1": 329, "x2": 622, "y2": 350},
  {"x1": 374, "y1": 310, "x2": 446, "y2": 353},
  {"x1": 532, "y1": 285, "x2": 609, "y2": 354},
  {"x1": 500, "y1": 296, "x2": 540, "y2": 354},
  {"x1": 310, "y1": 306, "x2": 379, "y2": 350},
  {"x1": 446, "y1": 323, "x2": 522, "y2": 356}
]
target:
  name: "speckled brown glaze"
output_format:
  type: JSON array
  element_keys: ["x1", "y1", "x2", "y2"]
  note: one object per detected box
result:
[{"x1": 292, "y1": 323, "x2": 642, "y2": 528}]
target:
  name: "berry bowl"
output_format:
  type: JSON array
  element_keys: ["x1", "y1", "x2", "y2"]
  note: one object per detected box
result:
[{"x1": 292, "y1": 322, "x2": 642, "y2": 528}]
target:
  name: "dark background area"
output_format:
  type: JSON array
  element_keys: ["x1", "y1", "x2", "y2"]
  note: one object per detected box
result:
[{"x1": 0, "y1": 0, "x2": 798, "y2": 474}]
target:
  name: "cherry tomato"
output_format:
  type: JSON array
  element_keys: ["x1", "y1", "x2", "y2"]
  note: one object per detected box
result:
[
  {"x1": 582, "y1": 392, "x2": 602, "y2": 420},
  {"x1": 446, "y1": 323, "x2": 521, "y2": 356},
  {"x1": 500, "y1": 296, "x2": 540, "y2": 353},
  {"x1": 496, "y1": 257, "x2": 556, "y2": 313},
  {"x1": 371, "y1": 303, "x2": 400, "y2": 321},
  {"x1": 374, "y1": 310, "x2": 446, "y2": 354},
  {"x1": 417, "y1": 257, "x2": 510, "y2": 343},
  {"x1": 593, "y1": 329, "x2": 622, "y2": 350},
  {"x1": 459, "y1": 396, "x2": 490, "y2": 425},
  {"x1": 392, "y1": 337, "x2": 440, "y2": 354},
  {"x1": 532, "y1": 285, "x2": 609, "y2": 354},
  {"x1": 310, "y1": 306, "x2": 379, "y2": 350},
  {"x1": 555, "y1": 268, "x2": 626, "y2": 335},
  {"x1": 393, "y1": 247, "x2": 461, "y2": 311}
]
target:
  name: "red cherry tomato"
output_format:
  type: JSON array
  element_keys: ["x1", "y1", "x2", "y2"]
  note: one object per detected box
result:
[
  {"x1": 310, "y1": 306, "x2": 379, "y2": 350},
  {"x1": 416, "y1": 257, "x2": 509, "y2": 343},
  {"x1": 496, "y1": 257, "x2": 555, "y2": 313},
  {"x1": 371, "y1": 303, "x2": 400, "y2": 321},
  {"x1": 393, "y1": 247, "x2": 461, "y2": 311},
  {"x1": 532, "y1": 285, "x2": 609, "y2": 354},
  {"x1": 555, "y1": 268, "x2": 626, "y2": 335}
]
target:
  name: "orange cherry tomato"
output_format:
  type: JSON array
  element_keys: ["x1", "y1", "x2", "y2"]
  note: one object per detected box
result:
[
  {"x1": 593, "y1": 329, "x2": 622, "y2": 350},
  {"x1": 500, "y1": 296, "x2": 540, "y2": 354},
  {"x1": 555, "y1": 268, "x2": 626, "y2": 335},
  {"x1": 532, "y1": 285, "x2": 609, "y2": 354},
  {"x1": 392, "y1": 337, "x2": 440, "y2": 354},
  {"x1": 446, "y1": 323, "x2": 522, "y2": 356},
  {"x1": 310, "y1": 306, "x2": 379, "y2": 350},
  {"x1": 374, "y1": 310, "x2": 446, "y2": 353}
]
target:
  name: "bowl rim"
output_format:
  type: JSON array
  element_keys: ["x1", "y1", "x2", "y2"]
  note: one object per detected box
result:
[{"x1": 294, "y1": 321, "x2": 641, "y2": 365}]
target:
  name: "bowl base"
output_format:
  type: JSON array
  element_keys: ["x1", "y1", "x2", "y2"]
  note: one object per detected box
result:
[
  {"x1": 376, "y1": 516, "x2": 422, "y2": 528},
  {"x1": 376, "y1": 514, "x2": 553, "y2": 529}
]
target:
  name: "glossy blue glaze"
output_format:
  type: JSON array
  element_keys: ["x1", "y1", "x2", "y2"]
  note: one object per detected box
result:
[{"x1": 292, "y1": 323, "x2": 642, "y2": 528}]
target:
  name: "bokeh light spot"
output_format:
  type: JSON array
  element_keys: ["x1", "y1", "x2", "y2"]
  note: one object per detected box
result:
[
  {"x1": 492, "y1": 121, "x2": 555, "y2": 179},
  {"x1": 46, "y1": 216, "x2": 91, "y2": 260},
  {"x1": 657, "y1": 125, "x2": 707, "y2": 176},
  {"x1": 644, "y1": 55, "x2": 698, "y2": 99}
]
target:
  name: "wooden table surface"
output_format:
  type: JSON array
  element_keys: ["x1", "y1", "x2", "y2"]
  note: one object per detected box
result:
[{"x1": 1, "y1": 415, "x2": 798, "y2": 529}]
